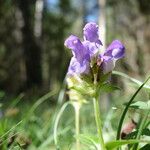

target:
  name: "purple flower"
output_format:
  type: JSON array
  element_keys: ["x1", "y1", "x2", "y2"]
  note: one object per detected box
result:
[
  {"x1": 64, "y1": 22, "x2": 125, "y2": 76},
  {"x1": 100, "y1": 40, "x2": 125, "y2": 74},
  {"x1": 65, "y1": 22, "x2": 103, "y2": 76}
]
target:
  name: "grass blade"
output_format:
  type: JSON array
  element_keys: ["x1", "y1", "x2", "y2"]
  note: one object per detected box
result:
[
  {"x1": 0, "y1": 120, "x2": 22, "y2": 139},
  {"x1": 53, "y1": 101, "x2": 71, "y2": 147}
]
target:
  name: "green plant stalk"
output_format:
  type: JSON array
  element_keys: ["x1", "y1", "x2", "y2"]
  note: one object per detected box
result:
[
  {"x1": 93, "y1": 97, "x2": 106, "y2": 150},
  {"x1": 92, "y1": 72, "x2": 106, "y2": 150},
  {"x1": 132, "y1": 109, "x2": 150, "y2": 150},
  {"x1": 74, "y1": 102, "x2": 81, "y2": 150},
  {"x1": 116, "y1": 76, "x2": 150, "y2": 140}
]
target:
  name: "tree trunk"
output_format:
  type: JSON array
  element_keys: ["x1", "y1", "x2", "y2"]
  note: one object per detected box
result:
[{"x1": 17, "y1": 0, "x2": 43, "y2": 88}]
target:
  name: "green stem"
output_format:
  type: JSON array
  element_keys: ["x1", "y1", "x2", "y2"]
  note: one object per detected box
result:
[
  {"x1": 93, "y1": 97, "x2": 106, "y2": 150},
  {"x1": 74, "y1": 102, "x2": 81, "y2": 150}
]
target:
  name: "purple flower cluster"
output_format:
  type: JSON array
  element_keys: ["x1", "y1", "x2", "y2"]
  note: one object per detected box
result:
[{"x1": 65, "y1": 22, "x2": 125, "y2": 76}]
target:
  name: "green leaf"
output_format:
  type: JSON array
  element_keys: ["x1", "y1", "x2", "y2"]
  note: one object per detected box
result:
[
  {"x1": 99, "y1": 83, "x2": 120, "y2": 93},
  {"x1": 98, "y1": 72, "x2": 111, "y2": 83},
  {"x1": 130, "y1": 101, "x2": 150, "y2": 110},
  {"x1": 105, "y1": 140, "x2": 140, "y2": 150},
  {"x1": 71, "y1": 85, "x2": 94, "y2": 97},
  {"x1": 81, "y1": 74, "x2": 93, "y2": 84}
]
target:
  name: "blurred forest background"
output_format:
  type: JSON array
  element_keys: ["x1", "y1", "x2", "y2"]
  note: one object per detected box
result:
[{"x1": 0, "y1": 0, "x2": 150, "y2": 96}]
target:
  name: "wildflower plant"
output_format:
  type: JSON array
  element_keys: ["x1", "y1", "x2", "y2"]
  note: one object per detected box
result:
[
  {"x1": 64, "y1": 22, "x2": 125, "y2": 150},
  {"x1": 65, "y1": 23, "x2": 125, "y2": 110}
]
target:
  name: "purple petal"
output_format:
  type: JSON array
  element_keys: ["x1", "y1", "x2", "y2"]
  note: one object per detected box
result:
[
  {"x1": 105, "y1": 40, "x2": 125, "y2": 59},
  {"x1": 82, "y1": 41, "x2": 99, "y2": 58},
  {"x1": 83, "y1": 22, "x2": 102, "y2": 45},
  {"x1": 64, "y1": 35, "x2": 81, "y2": 50},
  {"x1": 67, "y1": 57, "x2": 90, "y2": 76},
  {"x1": 102, "y1": 56, "x2": 116, "y2": 74},
  {"x1": 64, "y1": 35, "x2": 87, "y2": 62}
]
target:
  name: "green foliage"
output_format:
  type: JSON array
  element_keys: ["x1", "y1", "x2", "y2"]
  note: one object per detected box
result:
[
  {"x1": 98, "y1": 83, "x2": 120, "y2": 93},
  {"x1": 130, "y1": 100, "x2": 150, "y2": 110},
  {"x1": 0, "y1": 91, "x2": 58, "y2": 149},
  {"x1": 116, "y1": 75, "x2": 150, "y2": 140},
  {"x1": 105, "y1": 140, "x2": 145, "y2": 150},
  {"x1": 0, "y1": 83, "x2": 150, "y2": 150}
]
